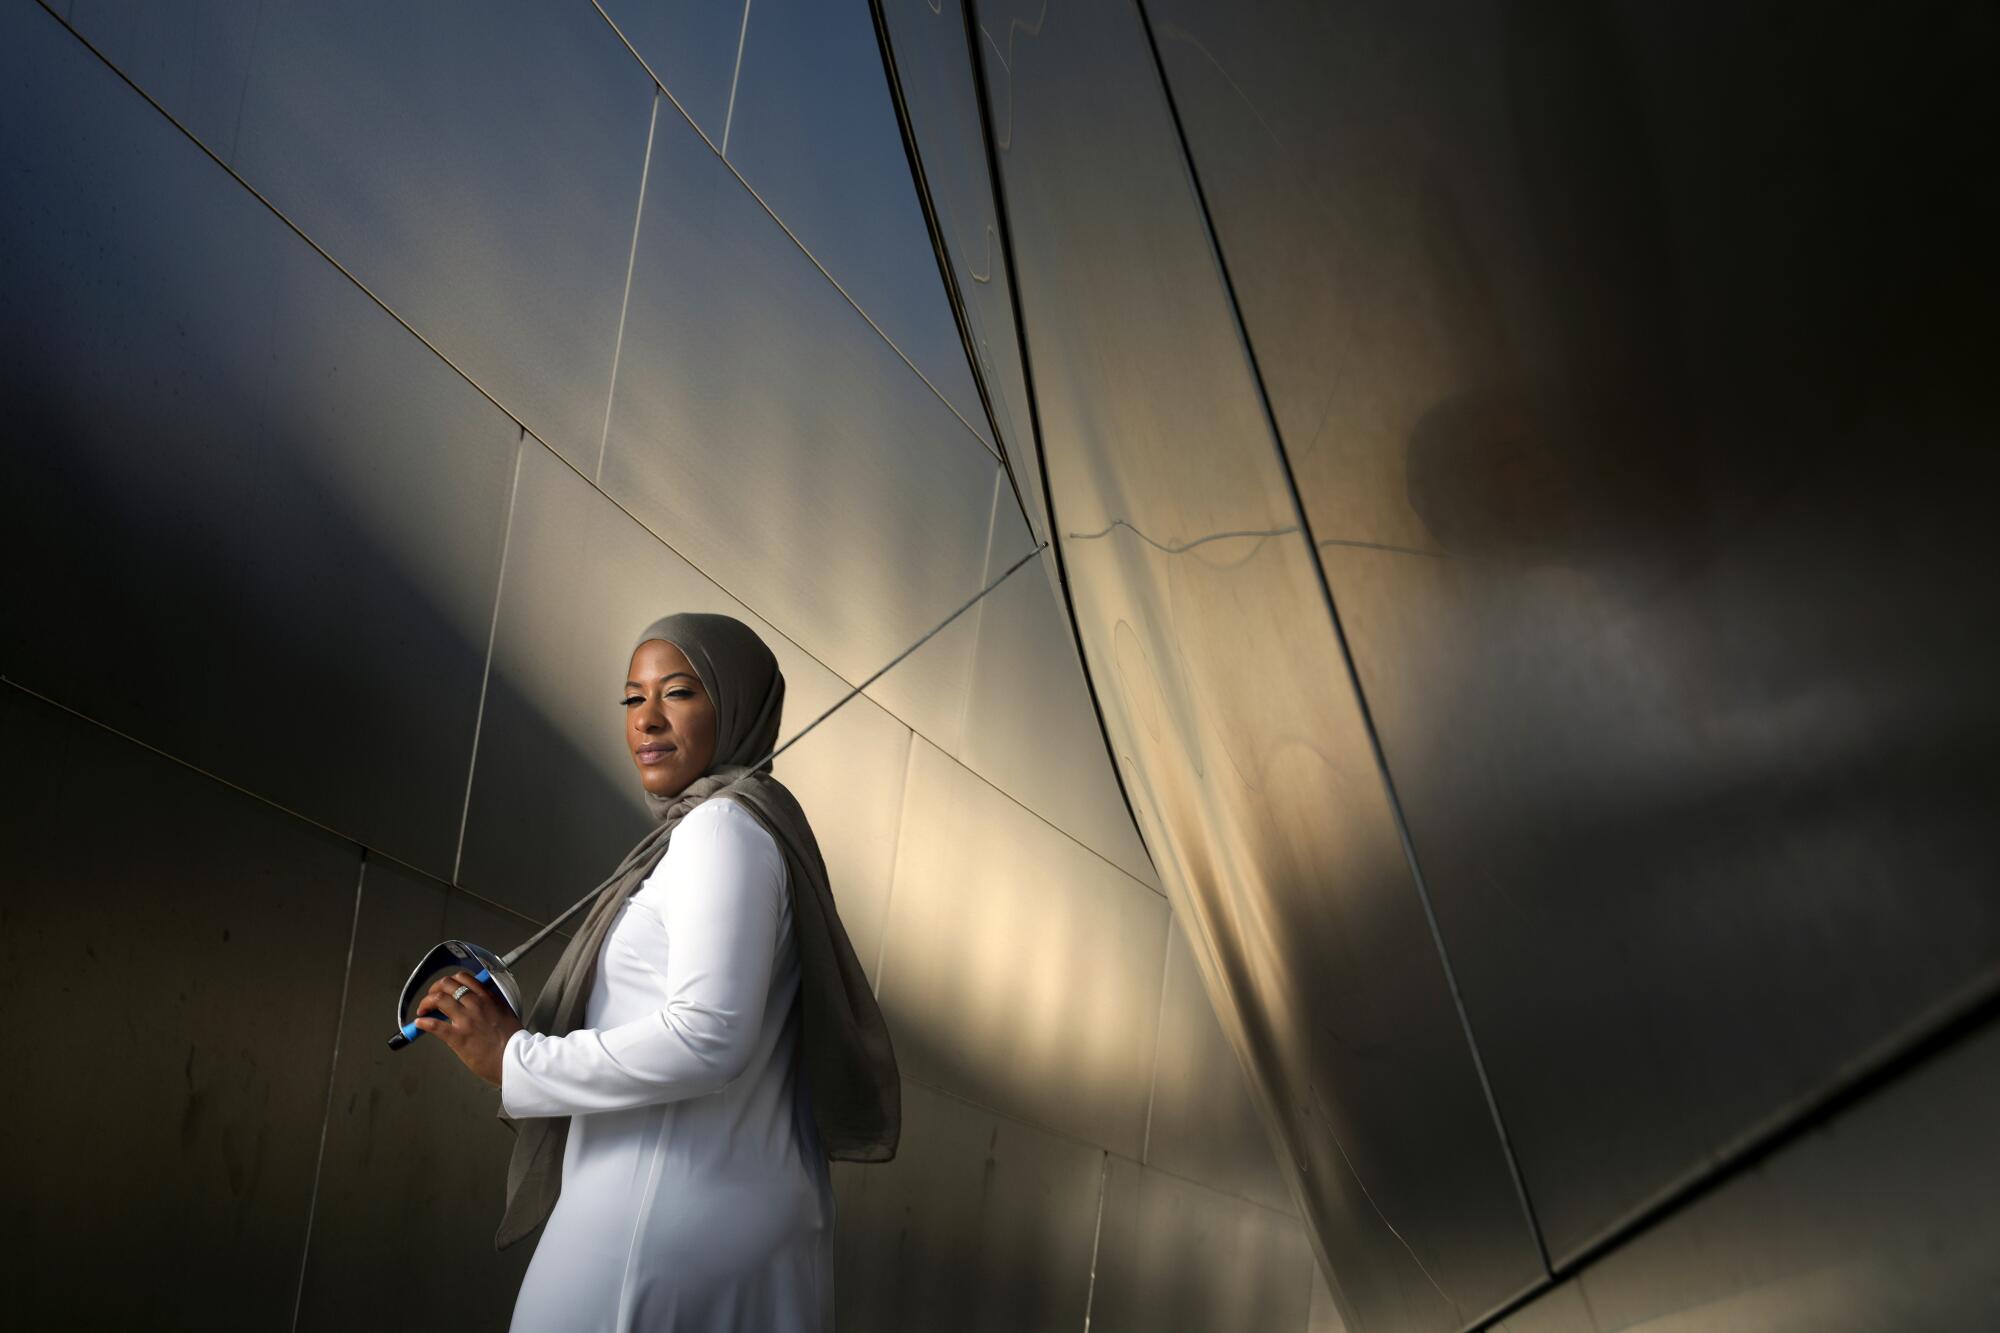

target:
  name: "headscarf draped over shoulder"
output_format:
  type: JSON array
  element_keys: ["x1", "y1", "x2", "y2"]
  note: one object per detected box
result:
[{"x1": 495, "y1": 611, "x2": 901, "y2": 1251}]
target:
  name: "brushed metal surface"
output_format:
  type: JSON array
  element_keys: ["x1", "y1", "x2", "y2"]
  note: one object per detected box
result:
[
  {"x1": 1142, "y1": 0, "x2": 2000, "y2": 1261},
  {"x1": 1, "y1": 4, "x2": 518, "y2": 876},
  {"x1": 1144, "y1": 916, "x2": 1292, "y2": 1216},
  {"x1": 1308, "y1": 1261, "x2": 1354, "y2": 1333},
  {"x1": 875, "y1": 0, "x2": 1048, "y2": 542},
  {"x1": 457, "y1": 440, "x2": 917, "y2": 974},
  {"x1": 600, "y1": 91, "x2": 1006, "y2": 757},
  {"x1": 877, "y1": 737, "x2": 1168, "y2": 1158},
  {"x1": 1089, "y1": 1153, "x2": 1316, "y2": 1333},
  {"x1": 294, "y1": 857, "x2": 565, "y2": 1332},
  {"x1": 229, "y1": 0, "x2": 656, "y2": 467},
  {"x1": 64, "y1": 0, "x2": 261, "y2": 154},
  {"x1": 1497, "y1": 1016, "x2": 2000, "y2": 1332},
  {"x1": 0, "y1": 686, "x2": 359, "y2": 1329},
  {"x1": 958, "y1": 500, "x2": 1157, "y2": 890},
  {"x1": 597, "y1": 0, "x2": 748, "y2": 138},
  {"x1": 1064, "y1": 529, "x2": 1531, "y2": 1331},
  {"x1": 829, "y1": 1078, "x2": 1103, "y2": 1331},
  {"x1": 1489, "y1": 1282, "x2": 1596, "y2": 1333},
  {"x1": 725, "y1": 0, "x2": 994, "y2": 451},
  {"x1": 968, "y1": 0, "x2": 1544, "y2": 1320}
]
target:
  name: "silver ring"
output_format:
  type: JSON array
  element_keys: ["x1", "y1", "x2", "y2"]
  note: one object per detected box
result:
[{"x1": 452, "y1": 984, "x2": 471, "y2": 1001}]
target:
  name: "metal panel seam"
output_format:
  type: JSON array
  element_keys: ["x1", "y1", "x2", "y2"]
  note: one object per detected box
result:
[
  {"x1": 594, "y1": 93, "x2": 662, "y2": 484},
  {"x1": 1138, "y1": 919, "x2": 1173, "y2": 1164},
  {"x1": 718, "y1": 0, "x2": 754, "y2": 155},
  {"x1": 871, "y1": 734, "x2": 922, "y2": 999},
  {"x1": 1125, "y1": 0, "x2": 1555, "y2": 1289},
  {"x1": 288, "y1": 850, "x2": 368, "y2": 1332},
  {"x1": 585, "y1": 0, "x2": 1001, "y2": 462},
  {"x1": 453, "y1": 431, "x2": 530, "y2": 886},
  {"x1": 1471, "y1": 966, "x2": 2000, "y2": 1329},
  {"x1": 958, "y1": 0, "x2": 1164, "y2": 891},
  {"x1": 866, "y1": 0, "x2": 1039, "y2": 537},
  {"x1": 1081, "y1": 1150, "x2": 1111, "y2": 1331}
]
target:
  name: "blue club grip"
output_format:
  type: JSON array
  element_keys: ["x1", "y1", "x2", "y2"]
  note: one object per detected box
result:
[{"x1": 397, "y1": 966, "x2": 493, "y2": 1044}]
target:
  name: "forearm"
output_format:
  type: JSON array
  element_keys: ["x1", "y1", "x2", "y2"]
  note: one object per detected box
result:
[
  {"x1": 501, "y1": 799, "x2": 785, "y2": 1118},
  {"x1": 500, "y1": 1002, "x2": 760, "y2": 1117}
]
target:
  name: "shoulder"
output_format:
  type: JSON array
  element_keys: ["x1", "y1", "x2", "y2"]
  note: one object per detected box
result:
[
  {"x1": 679, "y1": 794, "x2": 771, "y2": 838},
  {"x1": 666, "y1": 797, "x2": 784, "y2": 877}
]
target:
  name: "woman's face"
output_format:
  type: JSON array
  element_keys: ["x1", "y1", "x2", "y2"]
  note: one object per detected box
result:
[{"x1": 624, "y1": 638, "x2": 720, "y2": 799}]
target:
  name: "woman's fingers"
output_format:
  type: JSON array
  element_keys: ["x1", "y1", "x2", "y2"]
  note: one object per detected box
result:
[
  {"x1": 413, "y1": 969, "x2": 518, "y2": 1087},
  {"x1": 414, "y1": 971, "x2": 483, "y2": 1042}
]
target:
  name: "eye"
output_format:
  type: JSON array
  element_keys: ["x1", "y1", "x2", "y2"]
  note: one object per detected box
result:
[
  {"x1": 667, "y1": 689, "x2": 693, "y2": 699},
  {"x1": 620, "y1": 696, "x2": 642, "y2": 707}
]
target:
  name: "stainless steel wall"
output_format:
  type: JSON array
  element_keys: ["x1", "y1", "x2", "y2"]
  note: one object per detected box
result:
[
  {"x1": 880, "y1": 0, "x2": 1999, "y2": 1329},
  {"x1": 1, "y1": 1, "x2": 1319, "y2": 1328}
]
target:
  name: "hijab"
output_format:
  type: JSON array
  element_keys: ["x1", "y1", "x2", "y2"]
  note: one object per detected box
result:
[{"x1": 493, "y1": 611, "x2": 901, "y2": 1251}]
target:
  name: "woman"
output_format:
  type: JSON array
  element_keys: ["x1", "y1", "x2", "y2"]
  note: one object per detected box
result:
[{"x1": 413, "y1": 611, "x2": 899, "y2": 1331}]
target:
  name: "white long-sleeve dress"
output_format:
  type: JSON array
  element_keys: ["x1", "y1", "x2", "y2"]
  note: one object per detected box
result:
[{"x1": 501, "y1": 796, "x2": 836, "y2": 1332}]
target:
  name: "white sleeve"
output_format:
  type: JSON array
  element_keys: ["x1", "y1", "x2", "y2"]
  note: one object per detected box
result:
[{"x1": 499, "y1": 798, "x2": 785, "y2": 1117}]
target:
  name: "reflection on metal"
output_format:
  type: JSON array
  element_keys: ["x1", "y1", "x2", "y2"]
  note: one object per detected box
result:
[
  {"x1": 876, "y1": 0, "x2": 1164, "y2": 900},
  {"x1": 879, "y1": 737, "x2": 1170, "y2": 1157},
  {"x1": 1090, "y1": 1153, "x2": 1319, "y2": 1332},
  {"x1": 9, "y1": 1, "x2": 1299, "y2": 1329},
  {"x1": 1497, "y1": 1014, "x2": 2000, "y2": 1332},
  {"x1": 878, "y1": 0, "x2": 2000, "y2": 1328},
  {"x1": 1140, "y1": 0, "x2": 2000, "y2": 1286},
  {"x1": 1068, "y1": 518, "x2": 1300, "y2": 556},
  {"x1": 953, "y1": 0, "x2": 1542, "y2": 1325},
  {"x1": 1139, "y1": 0, "x2": 1554, "y2": 1295},
  {"x1": 20, "y1": 0, "x2": 1996, "y2": 1320}
]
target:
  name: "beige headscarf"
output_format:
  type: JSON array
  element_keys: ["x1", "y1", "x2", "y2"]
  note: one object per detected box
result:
[{"x1": 493, "y1": 611, "x2": 901, "y2": 1251}]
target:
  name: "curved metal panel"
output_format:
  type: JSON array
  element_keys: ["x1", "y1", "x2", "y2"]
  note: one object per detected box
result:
[
  {"x1": 1141, "y1": 0, "x2": 2000, "y2": 1262},
  {"x1": 965, "y1": 0, "x2": 1544, "y2": 1323},
  {"x1": 959, "y1": 505, "x2": 1158, "y2": 889},
  {"x1": 875, "y1": 0, "x2": 1049, "y2": 543},
  {"x1": 1495, "y1": 1015, "x2": 2000, "y2": 1331},
  {"x1": 1146, "y1": 916, "x2": 1293, "y2": 1216}
]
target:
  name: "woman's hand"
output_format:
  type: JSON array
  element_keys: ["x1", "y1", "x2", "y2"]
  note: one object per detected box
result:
[{"x1": 413, "y1": 970, "x2": 525, "y2": 1090}]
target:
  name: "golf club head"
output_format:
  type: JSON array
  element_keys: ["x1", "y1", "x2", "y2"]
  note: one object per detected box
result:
[{"x1": 387, "y1": 938, "x2": 525, "y2": 1050}]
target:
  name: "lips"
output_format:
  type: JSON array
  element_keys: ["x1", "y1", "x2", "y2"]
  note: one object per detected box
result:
[{"x1": 636, "y1": 745, "x2": 678, "y2": 766}]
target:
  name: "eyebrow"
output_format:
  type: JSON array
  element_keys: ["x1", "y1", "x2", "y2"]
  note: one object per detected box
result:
[{"x1": 624, "y1": 673, "x2": 700, "y2": 689}]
